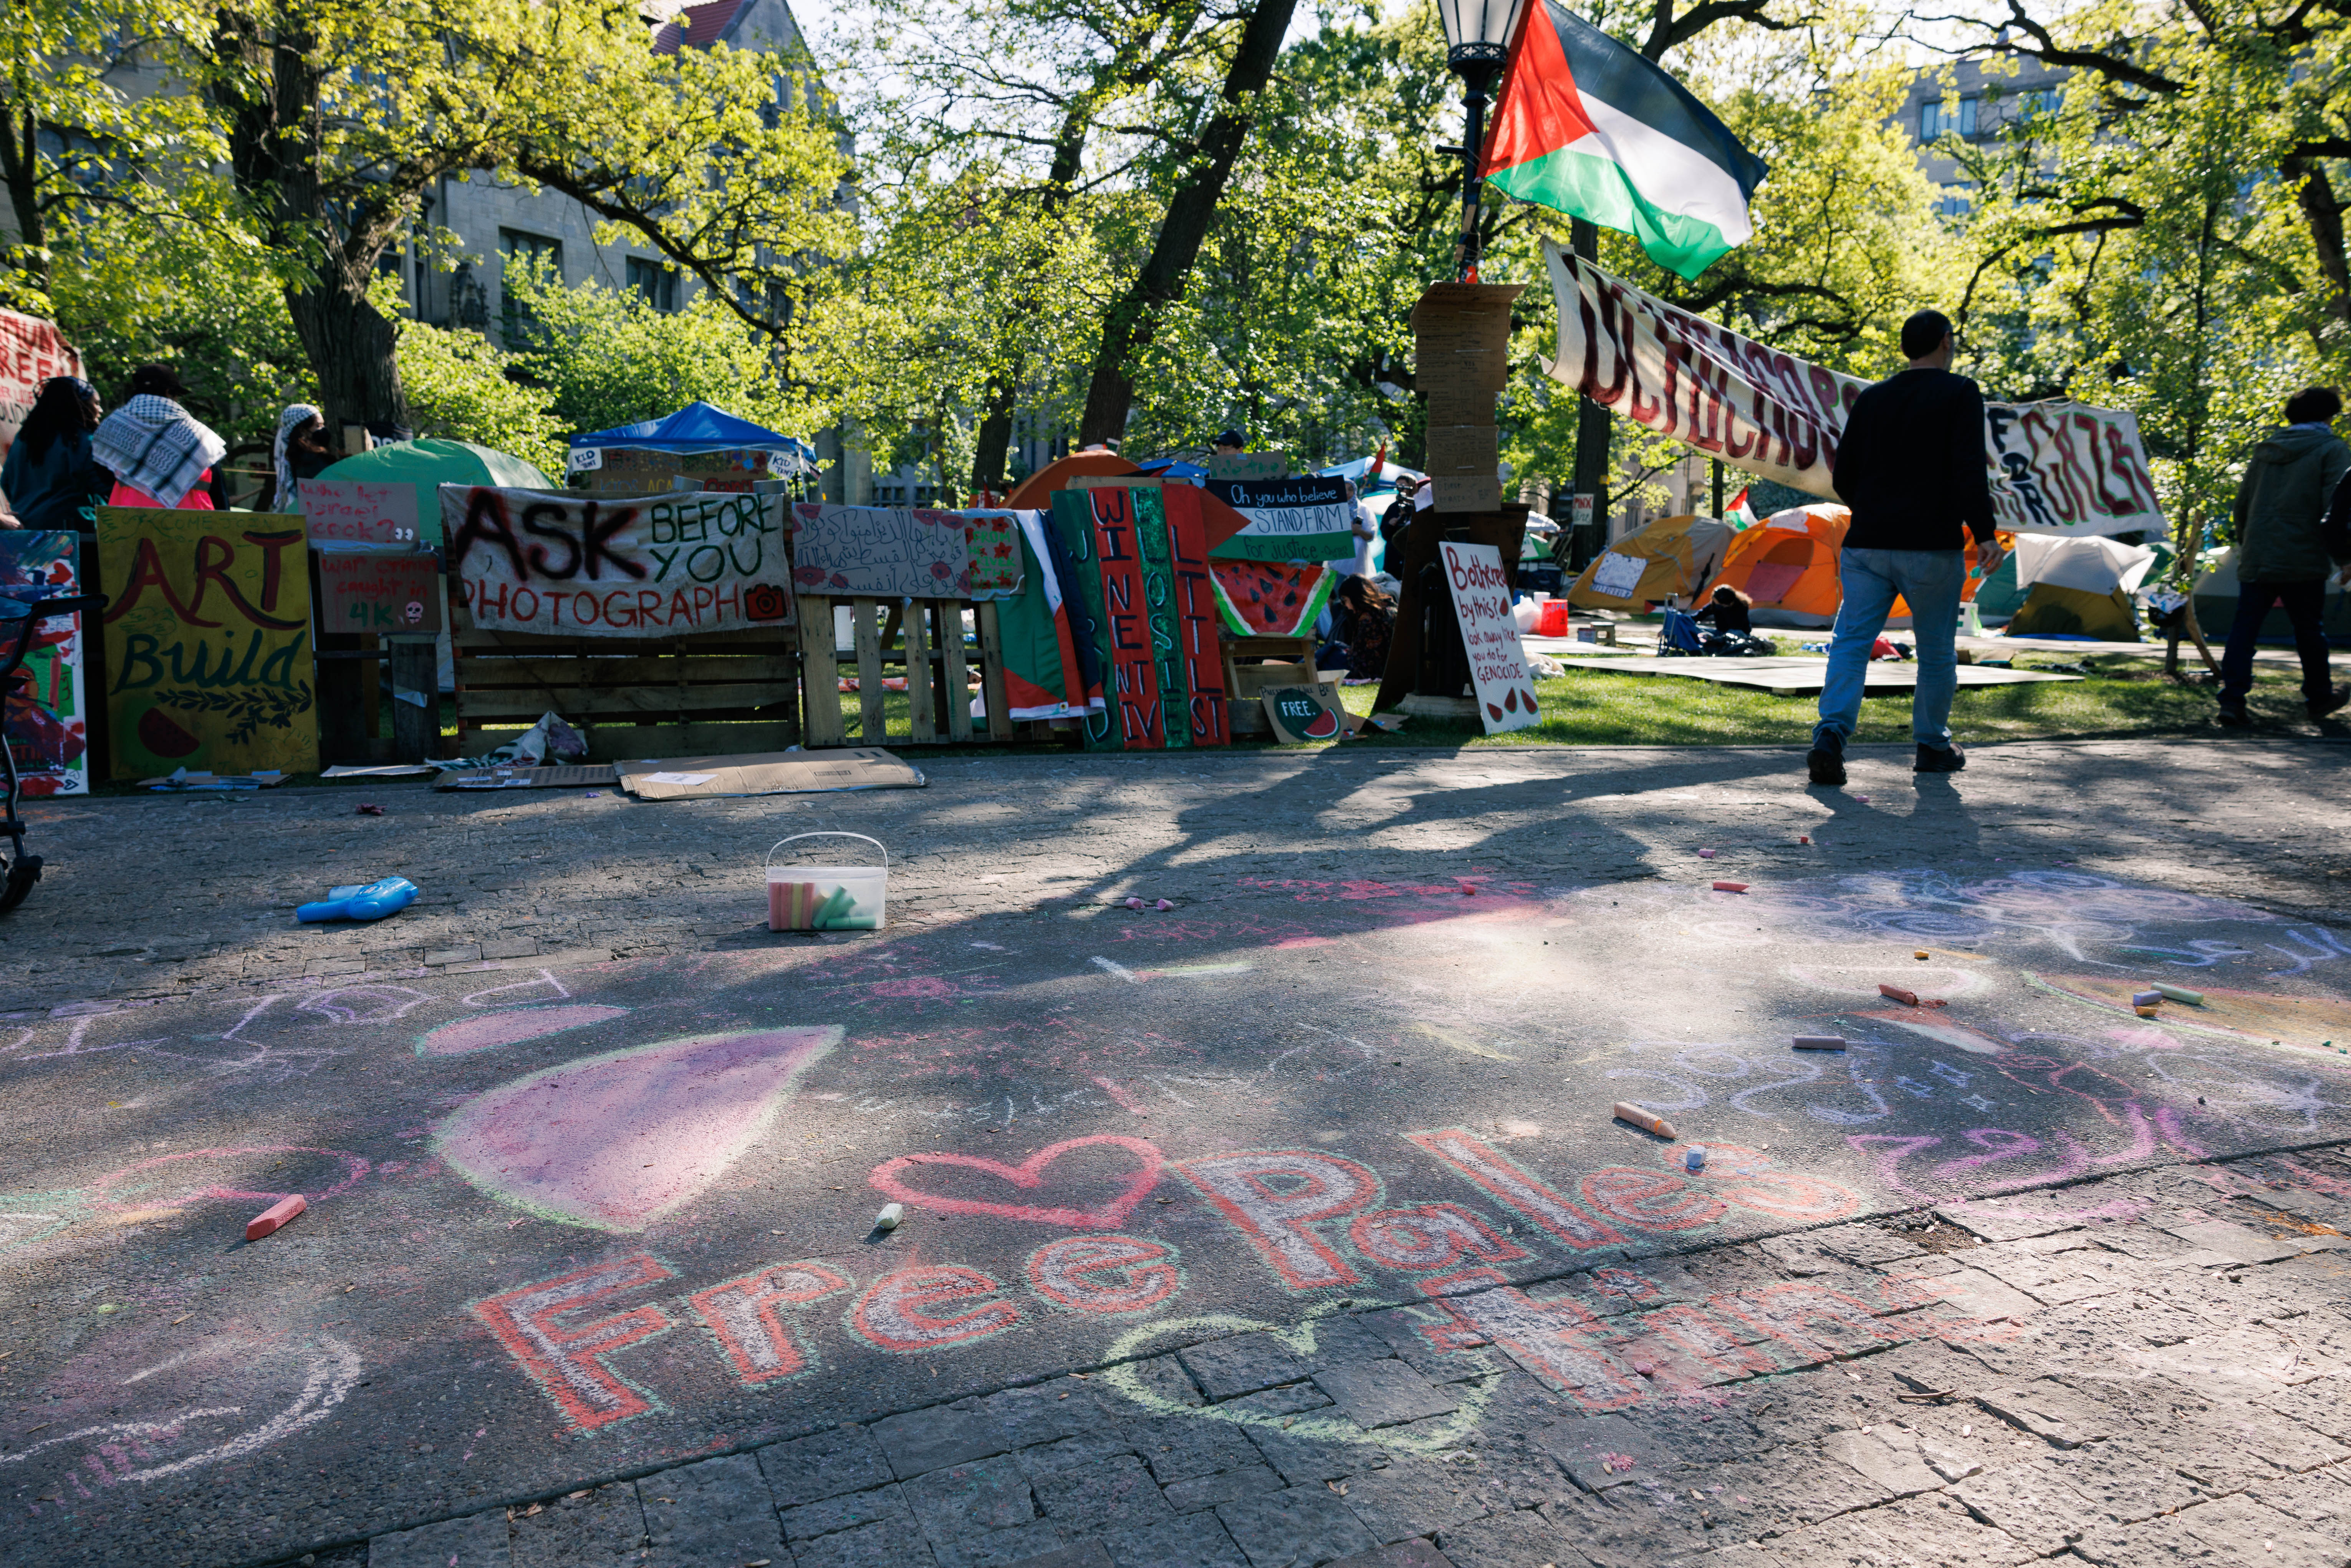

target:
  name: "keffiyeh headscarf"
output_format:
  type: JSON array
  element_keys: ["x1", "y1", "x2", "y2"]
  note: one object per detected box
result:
[
  {"x1": 273, "y1": 403, "x2": 322, "y2": 512},
  {"x1": 91, "y1": 394, "x2": 227, "y2": 509}
]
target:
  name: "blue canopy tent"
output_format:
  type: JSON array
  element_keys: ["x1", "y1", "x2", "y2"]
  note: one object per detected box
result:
[{"x1": 568, "y1": 401, "x2": 818, "y2": 487}]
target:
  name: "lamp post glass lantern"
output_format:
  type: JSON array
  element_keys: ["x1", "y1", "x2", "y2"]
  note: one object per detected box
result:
[{"x1": 1440, "y1": 0, "x2": 1528, "y2": 278}]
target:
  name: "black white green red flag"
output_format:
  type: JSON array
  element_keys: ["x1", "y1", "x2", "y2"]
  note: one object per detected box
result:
[{"x1": 1479, "y1": 0, "x2": 1766, "y2": 279}]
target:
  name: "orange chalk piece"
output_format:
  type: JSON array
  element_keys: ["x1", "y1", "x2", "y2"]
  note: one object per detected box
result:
[
  {"x1": 245, "y1": 1194, "x2": 306, "y2": 1242},
  {"x1": 1711, "y1": 881, "x2": 1748, "y2": 893},
  {"x1": 1611, "y1": 1102, "x2": 1677, "y2": 1140},
  {"x1": 1878, "y1": 984, "x2": 1919, "y2": 1007}
]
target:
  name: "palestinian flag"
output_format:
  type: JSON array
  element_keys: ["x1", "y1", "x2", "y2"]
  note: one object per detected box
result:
[
  {"x1": 1480, "y1": 1, "x2": 1767, "y2": 280},
  {"x1": 994, "y1": 509, "x2": 1100, "y2": 721}
]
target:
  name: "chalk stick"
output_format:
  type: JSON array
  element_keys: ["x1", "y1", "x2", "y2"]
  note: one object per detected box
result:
[
  {"x1": 1712, "y1": 881, "x2": 1748, "y2": 893},
  {"x1": 1611, "y1": 1102, "x2": 1677, "y2": 1139},
  {"x1": 874, "y1": 1202, "x2": 904, "y2": 1232},
  {"x1": 2154, "y1": 984, "x2": 2204, "y2": 1005},
  {"x1": 2131, "y1": 989, "x2": 2162, "y2": 1008},
  {"x1": 2134, "y1": 1005, "x2": 2158, "y2": 1018},
  {"x1": 1914, "y1": 950, "x2": 1930, "y2": 960},
  {"x1": 1793, "y1": 1035, "x2": 1847, "y2": 1051},
  {"x1": 1878, "y1": 984, "x2": 1919, "y2": 1006},
  {"x1": 1698, "y1": 848, "x2": 1716, "y2": 859},
  {"x1": 245, "y1": 1194, "x2": 306, "y2": 1242}
]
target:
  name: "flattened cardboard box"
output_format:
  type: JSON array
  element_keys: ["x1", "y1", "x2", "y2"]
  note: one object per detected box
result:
[
  {"x1": 618, "y1": 747, "x2": 925, "y2": 800},
  {"x1": 1424, "y1": 424, "x2": 1501, "y2": 477},
  {"x1": 1432, "y1": 475, "x2": 1501, "y2": 513}
]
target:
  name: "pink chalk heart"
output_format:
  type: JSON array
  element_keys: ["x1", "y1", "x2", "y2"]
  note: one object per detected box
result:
[
  {"x1": 868, "y1": 1135, "x2": 1164, "y2": 1229},
  {"x1": 416, "y1": 1003, "x2": 629, "y2": 1057},
  {"x1": 436, "y1": 1027, "x2": 840, "y2": 1232}
]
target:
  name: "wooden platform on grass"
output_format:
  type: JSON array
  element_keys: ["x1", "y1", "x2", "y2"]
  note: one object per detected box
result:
[{"x1": 1543, "y1": 655, "x2": 2084, "y2": 696}]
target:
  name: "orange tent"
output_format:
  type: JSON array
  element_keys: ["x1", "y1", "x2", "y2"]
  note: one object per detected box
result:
[
  {"x1": 1005, "y1": 451, "x2": 1142, "y2": 510},
  {"x1": 1699, "y1": 505, "x2": 1851, "y2": 627},
  {"x1": 1698, "y1": 504, "x2": 1997, "y2": 629}
]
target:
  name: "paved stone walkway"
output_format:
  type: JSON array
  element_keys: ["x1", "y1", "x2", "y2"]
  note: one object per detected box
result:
[
  {"x1": 352, "y1": 1146, "x2": 2351, "y2": 1568},
  {"x1": 11, "y1": 737, "x2": 2351, "y2": 1015},
  {"x1": 9, "y1": 736, "x2": 2351, "y2": 1568}
]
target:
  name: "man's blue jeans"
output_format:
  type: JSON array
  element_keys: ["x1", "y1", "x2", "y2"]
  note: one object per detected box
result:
[{"x1": 1812, "y1": 548, "x2": 1966, "y2": 750}]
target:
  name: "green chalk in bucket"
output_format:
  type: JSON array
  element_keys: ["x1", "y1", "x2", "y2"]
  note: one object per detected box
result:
[{"x1": 810, "y1": 886, "x2": 856, "y2": 929}]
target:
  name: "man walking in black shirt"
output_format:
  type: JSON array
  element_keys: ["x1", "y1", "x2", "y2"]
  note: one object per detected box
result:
[{"x1": 1806, "y1": 310, "x2": 2006, "y2": 786}]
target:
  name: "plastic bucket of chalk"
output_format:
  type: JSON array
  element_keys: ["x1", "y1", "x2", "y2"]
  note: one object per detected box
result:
[{"x1": 765, "y1": 833, "x2": 889, "y2": 932}]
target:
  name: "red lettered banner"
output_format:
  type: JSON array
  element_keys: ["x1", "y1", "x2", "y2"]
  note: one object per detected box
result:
[
  {"x1": 1161, "y1": 486, "x2": 1230, "y2": 747},
  {"x1": 1541, "y1": 240, "x2": 2165, "y2": 538},
  {"x1": 444, "y1": 487, "x2": 797, "y2": 636},
  {"x1": 1088, "y1": 488, "x2": 1165, "y2": 749}
]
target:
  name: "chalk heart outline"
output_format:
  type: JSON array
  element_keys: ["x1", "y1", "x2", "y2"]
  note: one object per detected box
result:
[
  {"x1": 1102, "y1": 1313, "x2": 1489, "y2": 1454},
  {"x1": 868, "y1": 1135, "x2": 1164, "y2": 1229}
]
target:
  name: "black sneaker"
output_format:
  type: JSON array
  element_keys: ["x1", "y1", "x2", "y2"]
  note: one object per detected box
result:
[
  {"x1": 1915, "y1": 742, "x2": 1967, "y2": 773},
  {"x1": 2217, "y1": 705, "x2": 2253, "y2": 728},
  {"x1": 2310, "y1": 685, "x2": 2349, "y2": 721},
  {"x1": 1806, "y1": 731, "x2": 1846, "y2": 786}
]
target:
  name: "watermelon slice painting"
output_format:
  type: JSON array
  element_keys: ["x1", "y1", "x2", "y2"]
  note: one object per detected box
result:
[{"x1": 1210, "y1": 560, "x2": 1335, "y2": 638}]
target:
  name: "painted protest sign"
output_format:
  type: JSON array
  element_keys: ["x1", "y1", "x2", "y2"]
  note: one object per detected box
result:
[
  {"x1": 790, "y1": 504, "x2": 973, "y2": 599},
  {"x1": 302, "y1": 479, "x2": 425, "y2": 552},
  {"x1": 0, "y1": 530, "x2": 89, "y2": 795},
  {"x1": 1202, "y1": 476, "x2": 1358, "y2": 563},
  {"x1": 1204, "y1": 450, "x2": 1287, "y2": 480},
  {"x1": 1046, "y1": 485, "x2": 1231, "y2": 752},
  {"x1": 0, "y1": 310, "x2": 82, "y2": 482},
  {"x1": 958, "y1": 510, "x2": 1026, "y2": 599},
  {"x1": 1540, "y1": 240, "x2": 2165, "y2": 539},
  {"x1": 1440, "y1": 540, "x2": 1541, "y2": 735},
  {"x1": 445, "y1": 487, "x2": 796, "y2": 637},
  {"x1": 96, "y1": 508, "x2": 318, "y2": 779},
  {"x1": 318, "y1": 552, "x2": 442, "y2": 634}
]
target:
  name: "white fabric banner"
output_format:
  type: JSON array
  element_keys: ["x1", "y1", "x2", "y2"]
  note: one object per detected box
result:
[{"x1": 1540, "y1": 239, "x2": 2166, "y2": 539}]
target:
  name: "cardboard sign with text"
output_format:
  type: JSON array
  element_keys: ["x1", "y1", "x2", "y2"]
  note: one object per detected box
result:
[
  {"x1": 1262, "y1": 683, "x2": 1347, "y2": 744},
  {"x1": 446, "y1": 487, "x2": 796, "y2": 636},
  {"x1": 790, "y1": 503, "x2": 974, "y2": 599},
  {"x1": 318, "y1": 551, "x2": 443, "y2": 634},
  {"x1": 1204, "y1": 450, "x2": 1288, "y2": 481},
  {"x1": 0, "y1": 310, "x2": 82, "y2": 474},
  {"x1": 1440, "y1": 540, "x2": 1541, "y2": 734},
  {"x1": 303, "y1": 479, "x2": 425, "y2": 552},
  {"x1": 96, "y1": 507, "x2": 319, "y2": 778}
]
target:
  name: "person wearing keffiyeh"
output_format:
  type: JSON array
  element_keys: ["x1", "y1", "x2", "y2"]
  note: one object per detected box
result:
[
  {"x1": 272, "y1": 402, "x2": 329, "y2": 511},
  {"x1": 91, "y1": 365, "x2": 226, "y2": 510}
]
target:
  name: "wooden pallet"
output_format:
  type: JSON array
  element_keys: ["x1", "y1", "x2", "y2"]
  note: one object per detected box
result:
[
  {"x1": 449, "y1": 603, "x2": 801, "y2": 762},
  {"x1": 799, "y1": 595, "x2": 1017, "y2": 748}
]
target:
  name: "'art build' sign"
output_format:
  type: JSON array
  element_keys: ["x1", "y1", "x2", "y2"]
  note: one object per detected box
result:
[
  {"x1": 444, "y1": 487, "x2": 796, "y2": 636},
  {"x1": 96, "y1": 508, "x2": 319, "y2": 779}
]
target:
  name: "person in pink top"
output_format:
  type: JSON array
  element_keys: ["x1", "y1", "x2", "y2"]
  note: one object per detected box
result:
[{"x1": 90, "y1": 365, "x2": 226, "y2": 509}]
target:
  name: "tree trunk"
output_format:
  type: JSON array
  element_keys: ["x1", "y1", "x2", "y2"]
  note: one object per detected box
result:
[
  {"x1": 2286, "y1": 154, "x2": 2351, "y2": 329},
  {"x1": 286, "y1": 270, "x2": 412, "y2": 436},
  {"x1": 1076, "y1": 0, "x2": 1296, "y2": 447},
  {"x1": 0, "y1": 108, "x2": 46, "y2": 298}
]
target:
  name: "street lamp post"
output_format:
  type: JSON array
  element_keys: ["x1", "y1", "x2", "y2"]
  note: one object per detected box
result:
[{"x1": 1437, "y1": 0, "x2": 1528, "y2": 281}]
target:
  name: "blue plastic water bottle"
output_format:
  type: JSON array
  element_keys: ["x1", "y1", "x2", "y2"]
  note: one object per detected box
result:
[{"x1": 296, "y1": 876, "x2": 420, "y2": 924}]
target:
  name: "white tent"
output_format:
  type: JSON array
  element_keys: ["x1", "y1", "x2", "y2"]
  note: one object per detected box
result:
[{"x1": 2012, "y1": 535, "x2": 2157, "y2": 595}]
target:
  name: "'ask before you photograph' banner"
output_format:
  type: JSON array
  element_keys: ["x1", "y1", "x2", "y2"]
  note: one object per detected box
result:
[
  {"x1": 1540, "y1": 240, "x2": 2166, "y2": 538},
  {"x1": 444, "y1": 487, "x2": 796, "y2": 636}
]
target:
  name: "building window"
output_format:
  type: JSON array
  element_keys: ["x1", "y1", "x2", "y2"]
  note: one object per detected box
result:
[
  {"x1": 499, "y1": 228, "x2": 563, "y2": 343},
  {"x1": 2022, "y1": 87, "x2": 2061, "y2": 120},
  {"x1": 1921, "y1": 95, "x2": 1977, "y2": 141},
  {"x1": 627, "y1": 257, "x2": 680, "y2": 313},
  {"x1": 1936, "y1": 189, "x2": 1973, "y2": 219}
]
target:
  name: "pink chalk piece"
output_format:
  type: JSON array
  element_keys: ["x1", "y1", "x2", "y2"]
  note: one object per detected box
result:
[
  {"x1": 1155, "y1": 899, "x2": 1174, "y2": 911},
  {"x1": 1712, "y1": 881, "x2": 1748, "y2": 893},
  {"x1": 1126, "y1": 896, "x2": 1144, "y2": 911},
  {"x1": 1697, "y1": 848, "x2": 1715, "y2": 859},
  {"x1": 416, "y1": 1004, "x2": 630, "y2": 1058},
  {"x1": 244, "y1": 1194, "x2": 306, "y2": 1242},
  {"x1": 1854, "y1": 794, "x2": 1871, "y2": 803},
  {"x1": 435, "y1": 1027, "x2": 842, "y2": 1232}
]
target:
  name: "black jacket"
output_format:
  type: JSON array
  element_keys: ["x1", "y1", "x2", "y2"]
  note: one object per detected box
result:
[{"x1": 1831, "y1": 367, "x2": 1998, "y2": 551}]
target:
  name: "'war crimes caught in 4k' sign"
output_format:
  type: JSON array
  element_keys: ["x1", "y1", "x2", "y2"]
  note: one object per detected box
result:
[
  {"x1": 95, "y1": 508, "x2": 319, "y2": 779},
  {"x1": 444, "y1": 487, "x2": 797, "y2": 637}
]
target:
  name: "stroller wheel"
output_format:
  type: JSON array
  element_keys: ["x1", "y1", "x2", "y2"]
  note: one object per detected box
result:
[{"x1": 0, "y1": 851, "x2": 43, "y2": 914}]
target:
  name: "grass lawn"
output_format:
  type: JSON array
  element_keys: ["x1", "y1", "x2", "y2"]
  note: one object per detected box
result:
[{"x1": 1333, "y1": 651, "x2": 2327, "y2": 749}]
